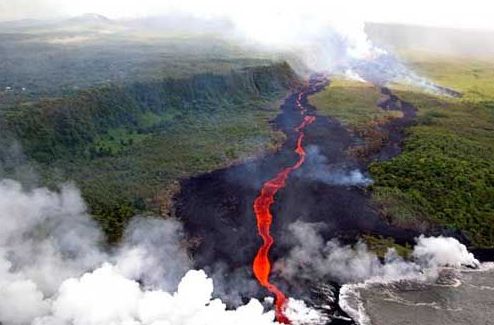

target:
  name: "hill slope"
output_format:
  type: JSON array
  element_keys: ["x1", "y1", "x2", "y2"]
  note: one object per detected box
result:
[{"x1": 1, "y1": 62, "x2": 299, "y2": 242}]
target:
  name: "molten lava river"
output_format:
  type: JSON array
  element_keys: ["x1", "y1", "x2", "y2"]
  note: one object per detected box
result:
[{"x1": 253, "y1": 91, "x2": 315, "y2": 323}]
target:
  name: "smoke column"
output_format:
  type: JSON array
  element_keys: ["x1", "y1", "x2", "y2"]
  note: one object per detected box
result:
[{"x1": 253, "y1": 90, "x2": 315, "y2": 323}]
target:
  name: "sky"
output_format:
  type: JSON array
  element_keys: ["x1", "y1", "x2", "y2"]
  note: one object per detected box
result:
[{"x1": 1, "y1": 0, "x2": 494, "y2": 31}]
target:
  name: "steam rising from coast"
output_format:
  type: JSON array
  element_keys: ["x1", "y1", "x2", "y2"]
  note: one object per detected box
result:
[
  {"x1": 0, "y1": 180, "x2": 279, "y2": 325},
  {"x1": 0, "y1": 179, "x2": 483, "y2": 325},
  {"x1": 275, "y1": 221, "x2": 479, "y2": 285}
]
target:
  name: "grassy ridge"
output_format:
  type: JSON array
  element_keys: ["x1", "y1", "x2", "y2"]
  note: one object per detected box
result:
[
  {"x1": 0, "y1": 33, "x2": 275, "y2": 106},
  {"x1": 1, "y1": 63, "x2": 297, "y2": 242},
  {"x1": 309, "y1": 79, "x2": 384, "y2": 127},
  {"x1": 309, "y1": 79, "x2": 413, "y2": 254},
  {"x1": 65, "y1": 98, "x2": 285, "y2": 242},
  {"x1": 309, "y1": 79, "x2": 403, "y2": 159},
  {"x1": 2, "y1": 64, "x2": 295, "y2": 162},
  {"x1": 371, "y1": 54, "x2": 494, "y2": 247},
  {"x1": 309, "y1": 59, "x2": 494, "y2": 248}
]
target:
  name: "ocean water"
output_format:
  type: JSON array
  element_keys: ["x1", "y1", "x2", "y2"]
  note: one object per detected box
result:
[{"x1": 339, "y1": 263, "x2": 494, "y2": 325}]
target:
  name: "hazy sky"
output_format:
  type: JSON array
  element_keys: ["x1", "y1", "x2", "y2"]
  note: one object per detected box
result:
[{"x1": 1, "y1": 0, "x2": 494, "y2": 30}]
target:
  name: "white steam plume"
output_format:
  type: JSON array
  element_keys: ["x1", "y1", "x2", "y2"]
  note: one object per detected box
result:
[
  {"x1": 0, "y1": 179, "x2": 300, "y2": 325},
  {"x1": 0, "y1": 179, "x2": 107, "y2": 324},
  {"x1": 0, "y1": 180, "x2": 478, "y2": 324},
  {"x1": 301, "y1": 146, "x2": 373, "y2": 187},
  {"x1": 412, "y1": 235, "x2": 479, "y2": 268},
  {"x1": 199, "y1": 3, "x2": 450, "y2": 93},
  {"x1": 33, "y1": 266, "x2": 277, "y2": 325},
  {"x1": 114, "y1": 216, "x2": 192, "y2": 291},
  {"x1": 1, "y1": 1, "x2": 457, "y2": 93},
  {"x1": 337, "y1": 236, "x2": 481, "y2": 325},
  {"x1": 1, "y1": 0, "x2": 463, "y2": 94},
  {"x1": 275, "y1": 221, "x2": 479, "y2": 284},
  {"x1": 274, "y1": 221, "x2": 417, "y2": 284}
]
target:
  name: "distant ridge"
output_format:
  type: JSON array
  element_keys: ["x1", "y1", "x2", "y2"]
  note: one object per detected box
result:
[{"x1": 67, "y1": 13, "x2": 112, "y2": 24}]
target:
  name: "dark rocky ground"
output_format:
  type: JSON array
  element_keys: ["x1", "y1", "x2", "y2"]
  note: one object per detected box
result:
[
  {"x1": 173, "y1": 78, "x2": 421, "y2": 316},
  {"x1": 174, "y1": 79, "x2": 420, "y2": 267}
]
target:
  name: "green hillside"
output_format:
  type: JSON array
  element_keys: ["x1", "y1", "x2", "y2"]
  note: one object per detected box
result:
[
  {"x1": 1, "y1": 62, "x2": 298, "y2": 242},
  {"x1": 309, "y1": 52, "x2": 494, "y2": 248},
  {"x1": 371, "y1": 53, "x2": 494, "y2": 247}
]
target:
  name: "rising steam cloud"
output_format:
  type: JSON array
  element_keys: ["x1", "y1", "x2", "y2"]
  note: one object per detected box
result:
[
  {"x1": 301, "y1": 146, "x2": 373, "y2": 187},
  {"x1": 0, "y1": 179, "x2": 283, "y2": 325},
  {"x1": 0, "y1": 0, "x2": 471, "y2": 94},
  {"x1": 275, "y1": 221, "x2": 479, "y2": 284},
  {"x1": 0, "y1": 0, "x2": 457, "y2": 94},
  {"x1": 0, "y1": 180, "x2": 482, "y2": 325}
]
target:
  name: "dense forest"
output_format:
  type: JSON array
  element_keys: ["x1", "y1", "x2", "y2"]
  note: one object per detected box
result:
[
  {"x1": 0, "y1": 62, "x2": 299, "y2": 242},
  {"x1": 2, "y1": 63, "x2": 296, "y2": 162},
  {"x1": 310, "y1": 66, "x2": 494, "y2": 248}
]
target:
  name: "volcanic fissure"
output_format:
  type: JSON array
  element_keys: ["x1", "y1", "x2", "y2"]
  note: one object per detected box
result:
[
  {"x1": 253, "y1": 91, "x2": 315, "y2": 323},
  {"x1": 174, "y1": 76, "x2": 421, "y2": 324}
]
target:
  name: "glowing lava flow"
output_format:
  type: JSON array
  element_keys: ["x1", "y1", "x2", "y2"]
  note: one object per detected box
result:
[{"x1": 253, "y1": 91, "x2": 315, "y2": 323}]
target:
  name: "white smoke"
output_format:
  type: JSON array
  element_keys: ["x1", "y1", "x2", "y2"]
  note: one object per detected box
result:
[
  {"x1": 309, "y1": 169, "x2": 372, "y2": 187},
  {"x1": 199, "y1": 4, "x2": 444, "y2": 91},
  {"x1": 337, "y1": 236, "x2": 481, "y2": 325},
  {"x1": 33, "y1": 266, "x2": 277, "y2": 325},
  {"x1": 343, "y1": 69, "x2": 367, "y2": 83},
  {"x1": 301, "y1": 146, "x2": 373, "y2": 187},
  {"x1": 274, "y1": 222, "x2": 418, "y2": 284},
  {"x1": 1, "y1": 0, "x2": 461, "y2": 94},
  {"x1": 275, "y1": 221, "x2": 479, "y2": 284},
  {"x1": 412, "y1": 235, "x2": 479, "y2": 268},
  {"x1": 0, "y1": 179, "x2": 107, "y2": 290},
  {"x1": 284, "y1": 298, "x2": 328, "y2": 325},
  {"x1": 114, "y1": 216, "x2": 192, "y2": 291},
  {"x1": 0, "y1": 179, "x2": 107, "y2": 324},
  {"x1": 0, "y1": 175, "x2": 477, "y2": 325},
  {"x1": 0, "y1": 179, "x2": 297, "y2": 325}
]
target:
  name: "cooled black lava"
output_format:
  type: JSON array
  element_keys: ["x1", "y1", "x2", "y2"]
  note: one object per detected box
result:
[{"x1": 173, "y1": 77, "x2": 420, "y2": 322}]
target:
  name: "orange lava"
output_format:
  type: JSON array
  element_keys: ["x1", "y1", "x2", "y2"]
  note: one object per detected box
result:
[{"x1": 252, "y1": 92, "x2": 315, "y2": 323}]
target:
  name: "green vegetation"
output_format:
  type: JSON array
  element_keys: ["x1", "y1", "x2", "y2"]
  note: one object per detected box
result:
[
  {"x1": 309, "y1": 79, "x2": 403, "y2": 159},
  {"x1": 309, "y1": 57, "x2": 494, "y2": 248},
  {"x1": 0, "y1": 31, "x2": 275, "y2": 109},
  {"x1": 370, "y1": 54, "x2": 494, "y2": 247},
  {"x1": 362, "y1": 235, "x2": 412, "y2": 258},
  {"x1": 0, "y1": 24, "x2": 297, "y2": 243},
  {"x1": 3, "y1": 64, "x2": 295, "y2": 161},
  {"x1": 1, "y1": 62, "x2": 297, "y2": 242},
  {"x1": 309, "y1": 79, "x2": 385, "y2": 128}
]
